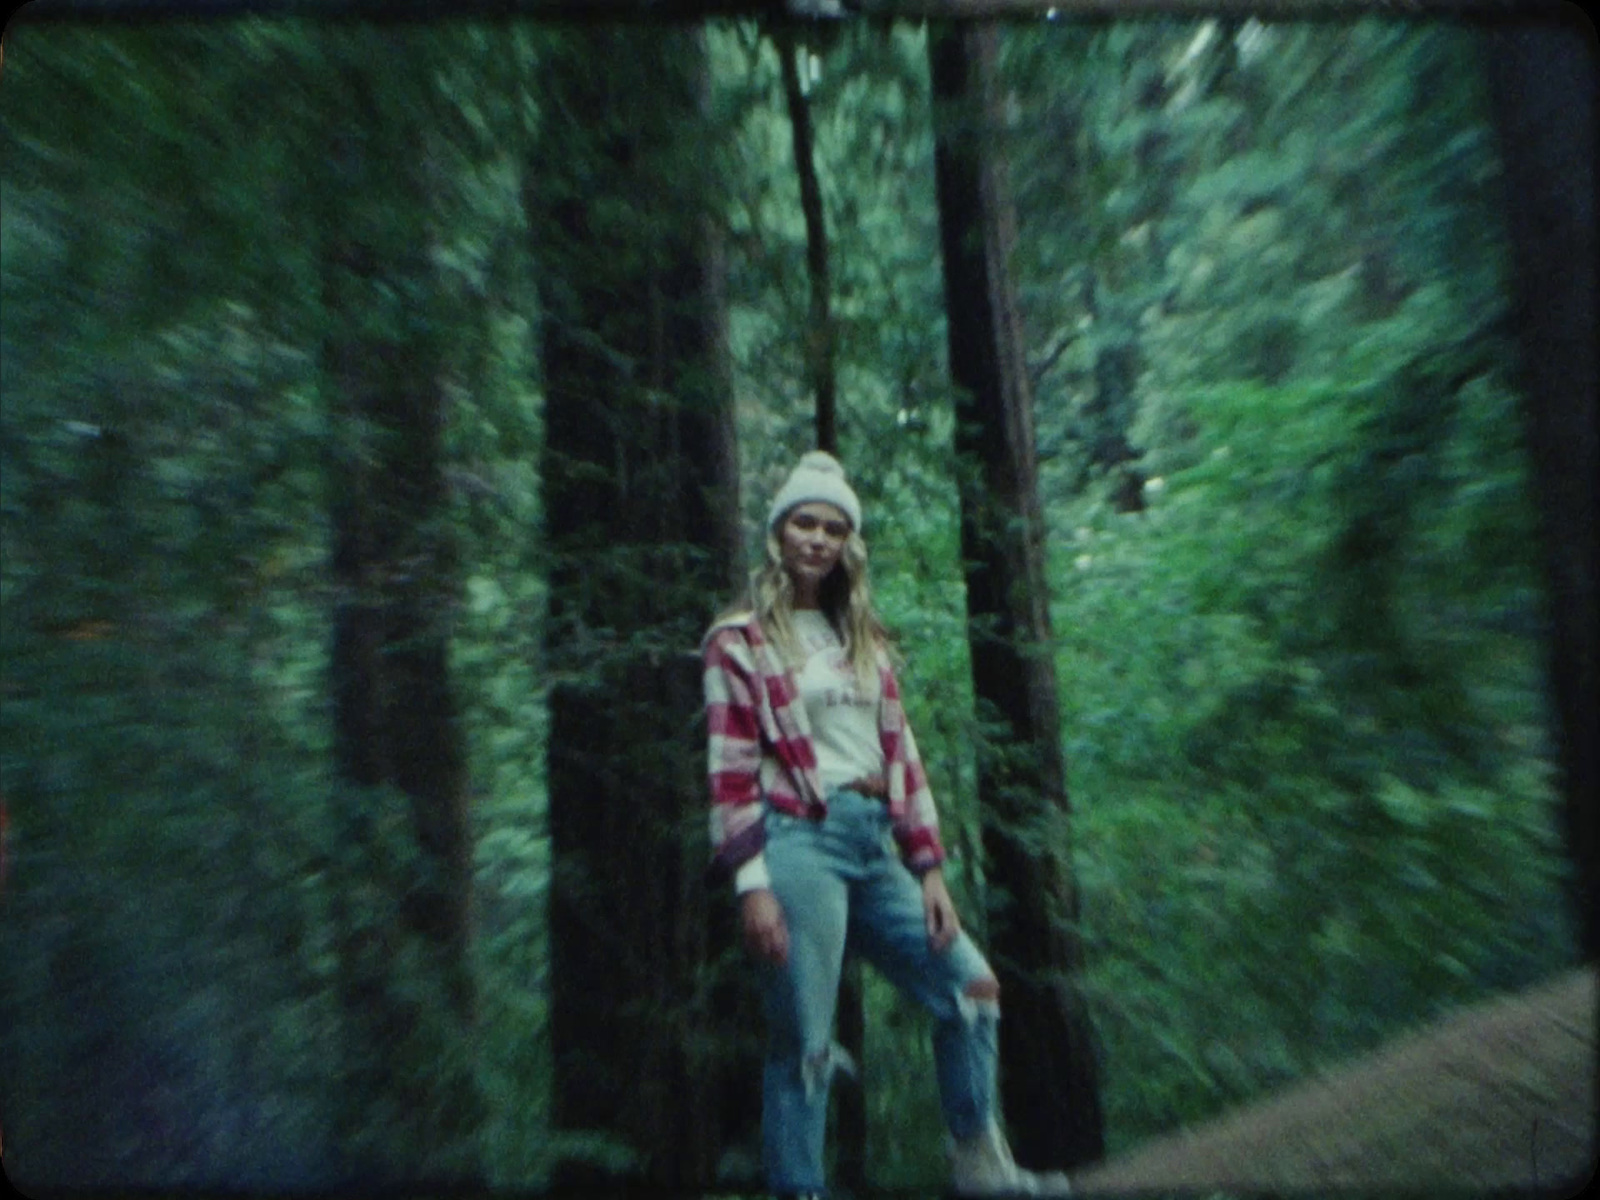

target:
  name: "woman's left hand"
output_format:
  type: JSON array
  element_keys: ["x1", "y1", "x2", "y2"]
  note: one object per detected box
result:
[{"x1": 921, "y1": 868, "x2": 960, "y2": 953}]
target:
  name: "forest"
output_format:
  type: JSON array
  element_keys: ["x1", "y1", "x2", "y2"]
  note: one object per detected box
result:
[{"x1": 0, "y1": 0, "x2": 1592, "y2": 1193}]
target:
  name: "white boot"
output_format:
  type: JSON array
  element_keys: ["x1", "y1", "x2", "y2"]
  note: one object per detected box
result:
[{"x1": 950, "y1": 1121, "x2": 1072, "y2": 1197}]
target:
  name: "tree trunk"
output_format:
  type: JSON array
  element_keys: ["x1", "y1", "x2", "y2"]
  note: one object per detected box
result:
[
  {"x1": 928, "y1": 20, "x2": 1106, "y2": 1170},
  {"x1": 778, "y1": 23, "x2": 840, "y2": 456},
  {"x1": 321, "y1": 52, "x2": 481, "y2": 1189},
  {"x1": 1483, "y1": 16, "x2": 1598, "y2": 963},
  {"x1": 1079, "y1": 275, "x2": 1144, "y2": 511},
  {"x1": 534, "y1": 26, "x2": 749, "y2": 1187},
  {"x1": 774, "y1": 20, "x2": 867, "y2": 1189}
]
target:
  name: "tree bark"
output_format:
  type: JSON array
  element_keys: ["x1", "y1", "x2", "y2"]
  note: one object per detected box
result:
[
  {"x1": 321, "y1": 51, "x2": 481, "y2": 1189},
  {"x1": 1483, "y1": 15, "x2": 1598, "y2": 963},
  {"x1": 534, "y1": 27, "x2": 750, "y2": 1187},
  {"x1": 928, "y1": 20, "x2": 1106, "y2": 1170}
]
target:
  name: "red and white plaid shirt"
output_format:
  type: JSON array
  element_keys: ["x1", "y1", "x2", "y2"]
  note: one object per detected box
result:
[{"x1": 702, "y1": 611, "x2": 947, "y2": 885}]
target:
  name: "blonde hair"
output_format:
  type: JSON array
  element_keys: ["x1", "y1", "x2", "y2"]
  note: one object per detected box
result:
[{"x1": 716, "y1": 520, "x2": 894, "y2": 692}]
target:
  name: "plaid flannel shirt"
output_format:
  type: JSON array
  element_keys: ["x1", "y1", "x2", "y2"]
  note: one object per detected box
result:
[{"x1": 702, "y1": 611, "x2": 947, "y2": 885}]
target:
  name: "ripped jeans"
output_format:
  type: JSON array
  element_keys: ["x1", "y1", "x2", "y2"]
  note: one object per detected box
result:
[{"x1": 760, "y1": 789, "x2": 1000, "y2": 1194}]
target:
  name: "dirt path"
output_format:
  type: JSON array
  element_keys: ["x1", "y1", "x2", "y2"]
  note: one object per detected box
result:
[{"x1": 1070, "y1": 966, "x2": 1596, "y2": 1194}]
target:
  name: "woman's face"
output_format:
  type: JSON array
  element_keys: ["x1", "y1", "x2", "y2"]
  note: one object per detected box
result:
[{"x1": 779, "y1": 501, "x2": 852, "y2": 594}]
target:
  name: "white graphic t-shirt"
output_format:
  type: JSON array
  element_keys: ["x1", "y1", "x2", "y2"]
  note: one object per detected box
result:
[{"x1": 791, "y1": 609, "x2": 884, "y2": 794}]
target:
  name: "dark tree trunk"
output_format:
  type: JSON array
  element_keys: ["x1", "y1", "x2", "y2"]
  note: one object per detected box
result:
[
  {"x1": 534, "y1": 27, "x2": 750, "y2": 1187},
  {"x1": 1483, "y1": 16, "x2": 1598, "y2": 963},
  {"x1": 1078, "y1": 274, "x2": 1143, "y2": 510},
  {"x1": 778, "y1": 23, "x2": 839, "y2": 456},
  {"x1": 774, "y1": 21, "x2": 866, "y2": 1189},
  {"x1": 321, "y1": 55, "x2": 480, "y2": 1189},
  {"x1": 928, "y1": 21, "x2": 1106, "y2": 1171}
]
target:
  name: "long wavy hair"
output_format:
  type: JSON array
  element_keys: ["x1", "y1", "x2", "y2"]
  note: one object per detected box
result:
[{"x1": 717, "y1": 517, "x2": 893, "y2": 692}]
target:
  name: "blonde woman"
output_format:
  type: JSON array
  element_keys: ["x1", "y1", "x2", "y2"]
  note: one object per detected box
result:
[{"x1": 702, "y1": 452, "x2": 1070, "y2": 1198}]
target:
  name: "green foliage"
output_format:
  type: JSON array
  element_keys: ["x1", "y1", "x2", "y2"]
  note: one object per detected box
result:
[
  {"x1": 1053, "y1": 363, "x2": 1569, "y2": 1146},
  {"x1": 995, "y1": 12, "x2": 1574, "y2": 1157},
  {"x1": 2, "y1": 16, "x2": 541, "y2": 1189},
  {"x1": 0, "y1": 6, "x2": 1579, "y2": 1190}
]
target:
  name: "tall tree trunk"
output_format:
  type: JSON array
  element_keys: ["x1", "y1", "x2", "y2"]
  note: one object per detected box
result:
[
  {"x1": 1483, "y1": 17, "x2": 1598, "y2": 963},
  {"x1": 321, "y1": 49, "x2": 481, "y2": 1189},
  {"x1": 774, "y1": 20, "x2": 867, "y2": 1190},
  {"x1": 778, "y1": 23, "x2": 840, "y2": 456},
  {"x1": 534, "y1": 27, "x2": 749, "y2": 1187},
  {"x1": 928, "y1": 20, "x2": 1105, "y2": 1170}
]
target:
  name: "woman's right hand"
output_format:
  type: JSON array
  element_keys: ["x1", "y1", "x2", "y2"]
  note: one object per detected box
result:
[{"x1": 740, "y1": 888, "x2": 789, "y2": 965}]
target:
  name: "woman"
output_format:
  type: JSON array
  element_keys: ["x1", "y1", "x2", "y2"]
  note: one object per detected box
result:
[{"x1": 702, "y1": 451, "x2": 1071, "y2": 1198}]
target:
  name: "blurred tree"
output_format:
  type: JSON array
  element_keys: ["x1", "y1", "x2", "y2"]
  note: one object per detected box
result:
[
  {"x1": 775, "y1": 17, "x2": 841, "y2": 456},
  {"x1": 0, "y1": 22, "x2": 350, "y2": 1189},
  {"x1": 316, "y1": 34, "x2": 484, "y2": 1187},
  {"x1": 1483, "y1": 14, "x2": 1598, "y2": 963},
  {"x1": 928, "y1": 18, "x2": 1104, "y2": 1171},
  {"x1": 531, "y1": 24, "x2": 748, "y2": 1187}
]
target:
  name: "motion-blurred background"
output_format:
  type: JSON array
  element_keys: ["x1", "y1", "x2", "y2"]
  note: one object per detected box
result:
[{"x1": 0, "y1": 2, "x2": 1592, "y2": 1192}]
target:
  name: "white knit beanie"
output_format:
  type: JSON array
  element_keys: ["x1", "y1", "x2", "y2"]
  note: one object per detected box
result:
[{"x1": 767, "y1": 450, "x2": 862, "y2": 533}]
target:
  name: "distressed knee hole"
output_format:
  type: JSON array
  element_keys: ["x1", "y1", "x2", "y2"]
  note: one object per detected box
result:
[
  {"x1": 799, "y1": 1040, "x2": 858, "y2": 1100},
  {"x1": 956, "y1": 977, "x2": 1002, "y2": 1023},
  {"x1": 964, "y1": 977, "x2": 1001, "y2": 1002}
]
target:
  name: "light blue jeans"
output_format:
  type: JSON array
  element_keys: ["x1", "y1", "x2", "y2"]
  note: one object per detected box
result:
[{"x1": 759, "y1": 789, "x2": 1000, "y2": 1195}]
